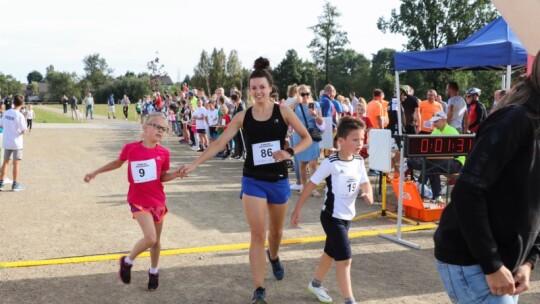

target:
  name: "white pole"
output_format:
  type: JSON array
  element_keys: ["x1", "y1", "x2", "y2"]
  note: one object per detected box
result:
[
  {"x1": 501, "y1": 73, "x2": 506, "y2": 90},
  {"x1": 506, "y1": 65, "x2": 512, "y2": 89},
  {"x1": 395, "y1": 71, "x2": 404, "y2": 239},
  {"x1": 379, "y1": 71, "x2": 421, "y2": 249}
]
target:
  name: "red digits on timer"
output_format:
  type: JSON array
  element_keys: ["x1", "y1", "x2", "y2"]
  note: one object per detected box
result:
[
  {"x1": 420, "y1": 138, "x2": 429, "y2": 153},
  {"x1": 456, "y1": 138, "x2": 464, "y2": 152},
  {"x1": 434, "y1": 138, "x2": 443, "y2": 153}
]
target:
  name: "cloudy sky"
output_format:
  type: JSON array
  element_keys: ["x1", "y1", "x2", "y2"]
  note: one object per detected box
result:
[{"x1": 1, "y1": 0, "x2": 407, "y2": 83}]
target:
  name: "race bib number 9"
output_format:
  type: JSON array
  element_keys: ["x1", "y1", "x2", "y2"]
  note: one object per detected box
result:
[
  {"x1": 252, "y1": 140, "x2": 280, "y2": 166},
  {"x1": 131, "y1": 159, "x2": 158, "y2": 183},
  {"x1": 337, "y1": 176, "x2": 359, "y2": 198}
]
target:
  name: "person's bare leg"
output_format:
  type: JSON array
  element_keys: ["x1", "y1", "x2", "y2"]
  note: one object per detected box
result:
[
  {"x1": 149, "y1": 220, "x2": 164, "y2": 268},
  {"x1": 242, "y1": 194, "x2": 268, "y2": 288},
  {"x1": 128, "y1": 213, "x2": 157, "y2": 261},
  {"x1": 0, "y1": 159, "x2": 9, "y2": 180},
  {"x1": 299, "y1": 162, "x2": 308, "y2": 188},
  {"x1": 336, "y1": 259, "x2": 353, "y2": 299},
  {"x1": 12, "y1": 159, "x2": 20, "y2": 182},
  {"x1": 267, "y1": 202, "x2": 288, "y2": 260},
  {"x1": 313, "y1": 252, "x2": 333, "y2": 282}
]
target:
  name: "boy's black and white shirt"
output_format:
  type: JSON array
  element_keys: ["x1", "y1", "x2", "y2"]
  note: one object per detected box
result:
[{"x1": 310, "y1": 154, "x2": 369, "y2": 221}]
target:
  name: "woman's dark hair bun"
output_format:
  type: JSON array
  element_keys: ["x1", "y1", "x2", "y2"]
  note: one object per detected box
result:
[{"x1": 253, "y1": 57, "x2": 270, "y2": 70}]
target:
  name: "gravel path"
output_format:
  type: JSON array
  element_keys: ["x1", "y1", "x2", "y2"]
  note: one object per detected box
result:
[{"x1": 0, "y1": 108, "x2": 538, "y2": 303}]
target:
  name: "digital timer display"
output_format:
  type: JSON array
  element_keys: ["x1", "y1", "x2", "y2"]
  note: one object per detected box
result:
[{"x1": 404, "y1": 135, "x2": 475, "y2": 157}]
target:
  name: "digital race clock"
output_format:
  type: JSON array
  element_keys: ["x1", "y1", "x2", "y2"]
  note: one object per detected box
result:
[{"x1": 404, "y1": 135, "x2": 475, "y2": 157}]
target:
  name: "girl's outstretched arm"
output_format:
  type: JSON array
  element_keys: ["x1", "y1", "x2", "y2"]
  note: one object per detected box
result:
[
  {"x1": 84, "y1": 159, "x2": 124, "y2": 183},
  {"x1": 160, "y1": 170, "x2": 186, "y2": 182}
]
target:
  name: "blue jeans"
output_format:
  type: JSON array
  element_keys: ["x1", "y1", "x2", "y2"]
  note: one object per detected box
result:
[
  {"x1": 86, "y1": 105, "x2": 93, "y2": 119},
  {"x1": 436, "y1": 260, "x2": 519, "y2": 304}
]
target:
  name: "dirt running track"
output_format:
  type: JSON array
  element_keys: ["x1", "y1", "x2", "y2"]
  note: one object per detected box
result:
[{"x1": 0, "y1": 106, "x2": 538, "y2": 303}]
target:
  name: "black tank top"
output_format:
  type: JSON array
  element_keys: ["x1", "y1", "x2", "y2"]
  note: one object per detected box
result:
[{"x1": 242, "y1": 103, "x2": 289, "y2": 181}]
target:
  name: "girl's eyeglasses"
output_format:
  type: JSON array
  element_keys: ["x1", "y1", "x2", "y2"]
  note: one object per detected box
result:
[
  {"x1": 300, "y1": 92, "x2": 311, "y2": 97},
  {"x1": 147, "y1": 123, "x2": 170, "y2": 132}
]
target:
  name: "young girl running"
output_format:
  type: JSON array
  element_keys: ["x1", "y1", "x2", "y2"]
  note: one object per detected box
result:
[
  {"x1": 291, "y1": 117, "x2": 373, "y2": 304},
  {"x1": 84, "y1": 112, "x2": 184, "y2": 291}
]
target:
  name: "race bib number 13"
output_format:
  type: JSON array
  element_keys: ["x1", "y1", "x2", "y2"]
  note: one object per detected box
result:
[
  {"x1": 252, "y1": 140, "x2": 280, "y2": 166},
  {"x1": 131, "y1": 159, "x2": 158, "y2": 183}
]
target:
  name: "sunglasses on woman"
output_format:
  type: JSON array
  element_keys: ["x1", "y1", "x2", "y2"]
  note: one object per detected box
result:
[{"x1": 300, "y1": 92, "x2": 311, "y2": 97}]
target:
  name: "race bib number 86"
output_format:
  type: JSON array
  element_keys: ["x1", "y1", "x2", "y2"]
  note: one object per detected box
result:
[{"x1": 252, "y1": 140, "x2": 280, "y2": 166}]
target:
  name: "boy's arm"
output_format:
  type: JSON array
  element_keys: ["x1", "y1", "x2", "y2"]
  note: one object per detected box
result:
[
  {"x1": 359, "y1": 181, "x2": 373, "y2": 205},
  {"x1": 84, "y1": 159, "x2": 124, "y2": 183},
  {"x1": 290, "y1": 181, "x2": 318, "y2": 227}
]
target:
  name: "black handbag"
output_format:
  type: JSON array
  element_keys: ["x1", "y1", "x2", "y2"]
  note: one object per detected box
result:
[{"x1": 299, "y1": 104, "x2": 322, "y2": 142}]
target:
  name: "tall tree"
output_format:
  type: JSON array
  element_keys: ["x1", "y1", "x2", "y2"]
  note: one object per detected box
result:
[
  {"x1": 82, "y1": 53, "x2": 113, "y2": 89},
  {"x1": 378, "y1": 0, "x2": 498, "y2": 51},
  {"x1": 0, "y1": 73, "x2": 23, "y2": 96},
  {"x1": 26, "y1": 71, "x2": 43, "y2": 84},
  {"x1": 45, "y1": 65, "x2": 55, "y2": 82},
  {"x1": 226, "y1": 50, "x2": 243, "y2": 91},
  {"x1": 147, "y1": 53, "x2": 167, "y2": 92},
  {"x1": 46, "y1": 71, "x2": 78, "y2": 102},
  {"x1": 193, "y1": 50, "x2": 211, "y2": 96},
  {"x1": 273, "y1": 50, "x2": 303, "y2": 97},
  {"x1": 182, "y1": 75, "x2": 192, "y2": 87},
  {"x1": 370, "y1": 48, "x2": 396, "y2": 97},
  {"x1": 94, "y1": 75, "x2": 151, "y2": 103},
  {"x1": 29, "y1": 81, "x2": 40, "y2": 96},
  {"x1": 308, "y1": 1, "x2": 349, "y2": 83},
  {"x1": 300, "y1": 61, "x2": 319, "y2": 95},
  {"x1": 240, "y1": 68, "x2": 251, "y2": 99},
  {"x1": 209, "y1": 48, "x2": 227, "y2": 94},
  {"x1": 377, "y1": 0, "x2": 499, "y2": 97},
  {"x1": 324, "y1": 49, "x2": 371, "y2": 97}
]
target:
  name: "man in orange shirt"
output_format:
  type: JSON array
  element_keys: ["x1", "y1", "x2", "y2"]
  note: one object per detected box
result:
[
  {"x1": 381, "y1": 91, "x2": 389, "y2": 129},
  {"x1": 417, "y1": 89, "x2": 443, "y2": 134},
  {"x1": 366, "y1": 89, "x2": 385, "y2": 129}
]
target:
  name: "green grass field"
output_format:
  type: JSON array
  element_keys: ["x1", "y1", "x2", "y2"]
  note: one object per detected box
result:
[
  {"x1": 44, "y1": 104, "x2": 140, "y2": 122},
  {"x1": 33, "y1": 107, "x2": 83, "y2": 123}
]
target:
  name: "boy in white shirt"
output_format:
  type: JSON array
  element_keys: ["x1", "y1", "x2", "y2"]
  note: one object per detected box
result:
[
  {"x1": 193, "y1": 99, "x2": 209, "y2": 151},
  {"x1": 206, "y1": 101, "x2": 219, "y2": 144},
  {"x1": 291, "y1": 116, "x2": 373, "y2": 304},
  {"x1": 0, "y1": 95, "x2": 28, "y2": 191}
]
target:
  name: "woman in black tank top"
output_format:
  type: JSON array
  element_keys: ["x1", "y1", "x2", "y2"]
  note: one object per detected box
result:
[{"x1": 178, "y1": 57, "x2": 312, "y2": 304}]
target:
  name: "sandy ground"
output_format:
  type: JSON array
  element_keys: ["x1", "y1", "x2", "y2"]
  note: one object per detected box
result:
[{"x1": 0, "y1": 106, "x2": 538, "y2": 303}]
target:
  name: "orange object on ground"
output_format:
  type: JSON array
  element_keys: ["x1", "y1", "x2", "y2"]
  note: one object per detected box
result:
[{"x1": 390, "y1": 179, "x2": 444, "y2": 222}]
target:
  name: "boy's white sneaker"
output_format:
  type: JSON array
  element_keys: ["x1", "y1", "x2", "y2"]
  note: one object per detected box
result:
[
  {"x1": 308, "y1": 281, "x2": 332, "y2": 303},
  {"x1": 290, "y1": 183, "x2": 303, "y2": 191}
]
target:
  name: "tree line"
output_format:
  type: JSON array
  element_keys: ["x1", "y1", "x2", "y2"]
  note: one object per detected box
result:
[{"x1": 0, "y1": 0, "x2": 518, "y2": 107}]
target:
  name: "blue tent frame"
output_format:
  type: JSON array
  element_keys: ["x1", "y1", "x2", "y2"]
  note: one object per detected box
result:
[
  {"x1": 394, "y1": 17, "x2": 527, "y2": 71},
  {"x1": 385, "y1": 17, "x2": 527, "y2": 249}
]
